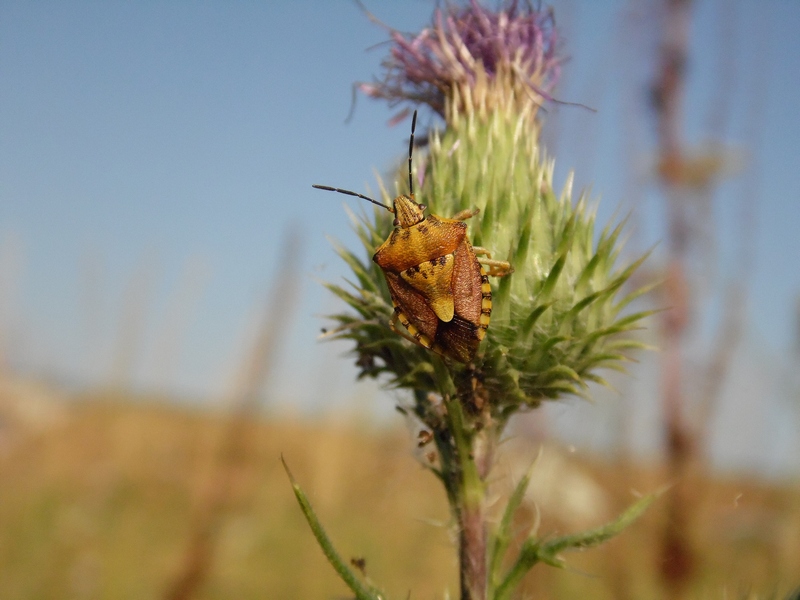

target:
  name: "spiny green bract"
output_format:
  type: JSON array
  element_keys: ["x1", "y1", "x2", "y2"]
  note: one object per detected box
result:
[{"x1": 325, "y1": 108, "x2": 650, "y2": 421}]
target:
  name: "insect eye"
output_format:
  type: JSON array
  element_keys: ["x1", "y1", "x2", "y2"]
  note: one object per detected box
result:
[
  {"x1": 419, "y1": 204, "x2": 427, "y2": 211},
  {"x1": 393, "y1": 218, "x2": 400, "y2": 227}
]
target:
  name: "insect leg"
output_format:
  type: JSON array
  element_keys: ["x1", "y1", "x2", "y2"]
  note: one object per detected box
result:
[
  {"x1": 389, "y1": 307, "x2": 450, "y2": 358},
  {"x1": 451, "y1": 207, "x2": 481, "y2": 221},
  {"x1": 472, "y1": 247, "x2": 514, "y2": 277},
  {"x1": 390, "y1": 307, "x2": 433, "y2": 350}
]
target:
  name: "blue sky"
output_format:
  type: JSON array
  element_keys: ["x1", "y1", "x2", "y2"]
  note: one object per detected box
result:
[{"x1": 1, "y1": 0, "x2": 799, "y2": 433}]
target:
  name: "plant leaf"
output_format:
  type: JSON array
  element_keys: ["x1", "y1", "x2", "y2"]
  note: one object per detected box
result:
[
  {"x1": 488, "y1": 452, "x2": 539, "y2": 594},
  {"x1": 495, "y1": 489, "x2": 663, "y2": 600},
  {"x1": 282, "y1": 456, "x2": 383, "y2": 600}
]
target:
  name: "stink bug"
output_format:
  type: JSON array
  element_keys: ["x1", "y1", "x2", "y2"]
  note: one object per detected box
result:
[{"x1": 313, "y1": 111, "x2": 511, "y2": 363}]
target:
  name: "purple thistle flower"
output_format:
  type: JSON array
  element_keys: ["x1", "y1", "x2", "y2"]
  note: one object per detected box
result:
[{"x1": 360, "y1": 1, "x2": 562, "y2": 120}]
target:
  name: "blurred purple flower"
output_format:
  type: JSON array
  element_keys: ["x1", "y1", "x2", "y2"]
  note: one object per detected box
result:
[{"x1": 360, "y1": 1, "x2": 562, "y2": 119}]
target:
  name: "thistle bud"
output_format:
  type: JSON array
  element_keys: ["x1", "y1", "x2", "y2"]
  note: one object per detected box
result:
[{"x1": 326, "y1": 2, "x2": 649, "y2": 424}]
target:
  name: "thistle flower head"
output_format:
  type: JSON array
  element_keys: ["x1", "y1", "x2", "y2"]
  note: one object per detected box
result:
[
  {"x1": 361, "y1": 0, "x2": 562, "y2": 122},
  {"x1": 325, "y1": 2, "x2": 649, "y2": 432}
]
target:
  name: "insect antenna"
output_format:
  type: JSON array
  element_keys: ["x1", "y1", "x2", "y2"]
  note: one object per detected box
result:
[
  {"x1": 408, "y1": 110, "x2": 417, "y2": 197},
  {"x1": 311, "y1": 184, "x2": 393, "y2": 212}
]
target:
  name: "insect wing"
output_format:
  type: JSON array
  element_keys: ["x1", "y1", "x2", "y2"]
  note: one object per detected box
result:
[
  {"x1": 451, "y1": 240, "x2": 484, "y2": 324},
  {"x1": 384, "y1": 272, "x2": 439, "y2": 345}
]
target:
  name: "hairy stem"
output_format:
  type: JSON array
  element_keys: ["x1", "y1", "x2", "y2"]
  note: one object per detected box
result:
[
  {"x1": 459, "y1": 501, "x2": 488, "y2": 600},
  {"x1": 443, "y1": 392, "x2": 497, "y2": 600}
]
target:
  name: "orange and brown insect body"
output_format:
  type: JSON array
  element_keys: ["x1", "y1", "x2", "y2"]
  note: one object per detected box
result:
[
  {"x1": 313, "y1": 110, "x2": 506, "y2": 363},
  {"x1": 375, "y1": 205, "x2": 491, "y2": 363}
]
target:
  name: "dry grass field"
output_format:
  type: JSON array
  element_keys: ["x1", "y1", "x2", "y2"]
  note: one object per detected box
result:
[{"x1": 1, "y1": 385, "x2": 798, "y2": 599}]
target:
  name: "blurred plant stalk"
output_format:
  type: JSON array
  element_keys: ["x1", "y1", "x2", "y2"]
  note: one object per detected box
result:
[
  {"x1": 648, "y1": 0, "x2": 759, "y2": 595},
  {"x1": 166, "y1": 230, "x2": 304, "y2": 600}
]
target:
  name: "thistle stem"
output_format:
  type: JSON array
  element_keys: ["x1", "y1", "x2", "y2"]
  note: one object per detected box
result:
[
  {"x1": 458, "y1": 498, "x2": 488, "y2": 600},
  {"x1": 443, "y1": 396, "x2": 493, "y2": 600}
]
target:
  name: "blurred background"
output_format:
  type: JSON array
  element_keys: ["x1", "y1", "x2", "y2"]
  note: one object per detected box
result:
[{"x1": 1, "y1": 1, "x2": 799, "y2": 598}]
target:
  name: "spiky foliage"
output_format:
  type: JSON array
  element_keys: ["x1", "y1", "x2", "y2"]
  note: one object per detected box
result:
[
  {"x1": 325, "y1": 104, "x2": 650, "y2": 429},
  {"x1": 329, "y1": 0, "x2": 650, "y2": 431}
]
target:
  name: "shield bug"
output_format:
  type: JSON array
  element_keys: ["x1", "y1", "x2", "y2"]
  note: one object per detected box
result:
[{"x1": 313, "y1": 111, "x2": 511, "y2": 363}]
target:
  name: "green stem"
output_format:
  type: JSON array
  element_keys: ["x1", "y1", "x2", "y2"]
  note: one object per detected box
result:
[{"x1": 494, "y1": 539, "x2": 542, "y2": 600}]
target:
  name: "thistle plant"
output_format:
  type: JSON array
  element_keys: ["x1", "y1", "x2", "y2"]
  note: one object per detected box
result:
[{"x1": 290, "y1": 2, "x2": 658, "y2": 599}]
